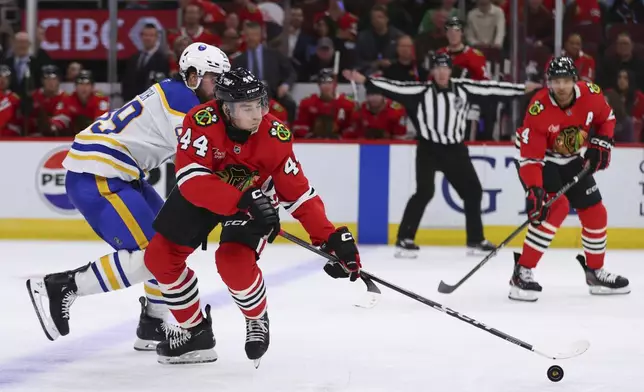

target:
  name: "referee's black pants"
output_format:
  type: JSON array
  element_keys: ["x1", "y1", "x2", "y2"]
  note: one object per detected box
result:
[{"x1": 397, "y1": 141, "x2": 485, "y2": 244}]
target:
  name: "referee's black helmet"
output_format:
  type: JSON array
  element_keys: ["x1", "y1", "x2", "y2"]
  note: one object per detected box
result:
[
  {"x1": 546, "y1": 56, "x2": 578, "y2": 81},
  {"x1": 430, "y1": 53, "x2": 453, "y2": 69}
]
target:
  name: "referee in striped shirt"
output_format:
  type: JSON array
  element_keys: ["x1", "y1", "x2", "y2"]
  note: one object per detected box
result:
[{"x1": 343, "y1": 53, "x2": 541, "y2": 258}]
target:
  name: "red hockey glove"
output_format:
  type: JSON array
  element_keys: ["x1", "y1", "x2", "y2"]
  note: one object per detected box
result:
[
  {"x1": 238, "y1": 188, "x2": 280, "y2": 243},
  {"x1": 321, "y1": 227, "x2": 361, "y2": 282},
  {"x1": 585, "y1": 136, "x2": 613, "y2": 172},
  {"x1": 526, "y1": 186, "x2": 548, "y2": 225}
]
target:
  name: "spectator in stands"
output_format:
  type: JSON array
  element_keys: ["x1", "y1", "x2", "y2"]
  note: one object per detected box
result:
[
  {"x1": 564, "y1": 0, "x2": 601, "y2": 26},
  {"x1": 0, "y1": 65, "x2": 21, "y2": 137},
  {"x1": 600, "y1": 32, "x2": 643, "y2": 90},
  {"x1": 169, "y1": 36, "x2": 193, "y2": 78},
  {"x1": 288, "y1": 6, "x2": 316, "y2": 79},
  {"x1": 121, "y1": 23, "x2": 169, "y2": 102},
  {"x1": 234, "y1": 21, "x2": 297, "y2": 123},
  {"x1": 300, "y1": 37, "x2": 337, "y2": 82},
  {"x1": 356, "y1": 5, "x2": 403, "y2": 74},
  {"x1": 234, "y1": 0, "x2": 265, "y2": 27},
  {"x1": 30, "y1": 65, "x2": 69, "y2": 136},
  {"x1": 418, "y1": 0, "x2": 458, "y2": 35},
  {"x1": 179, "y1": 0, "x2": 227, "y2": 24},
  {"x1": 313, "y1": 13, "x2": 335, "y2": 40},
  {"x1": 415, "y1": 9, "x2": 450, "y2": 57},
  {"x1": 2, "y1": 32, "x2": 44, "y2": 99},
  {"x1": 437, "y1": 17, "x2": 489, "y2": 80},
  {"x1": 65, "y1": 62, "x2": 82, "y2": 83},
  {"x1": 225, "y1": 13, "x2": 241, "y2": 31},
  {"x1": 383, "y1": 35, "x2": 428, "y2": 81},
  {"x1": 34, "y1": 27, "x2": 52, "y2": 65},
  {"x1": 526, "y1": 0, "x2": 554, "y2": 49},
  {"x1": 608, "y1": 0, "x2": 644, "y2": 24},
  {"x1": 344, "y1": 84, "x2": 408, "y2": 139},
  {"x1": 357, "y1": 0, "x2": 414, "y2": 35},
  {"x1": 605, "y1": 69, "x2": 638, "y2": 142},
  {"x1": 466, "y1": 0, "x2": 506, "y2": 49},
  {"x1": 334, "y1": 13, "x2": 359, "y2": 77},
  {"x1": 168, "y1": 2, "x2": 221, "y2": 49},
  {"x1": 555, "y1": 32, "x2": 596, "y2": 82},
  {"x1": 221, "y1": 28, "x2": 242, "y2": 61}
]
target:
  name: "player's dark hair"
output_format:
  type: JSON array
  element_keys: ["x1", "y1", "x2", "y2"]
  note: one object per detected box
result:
[{"x1": 142, "y1": 23, "x2": 157, "y2": 30}]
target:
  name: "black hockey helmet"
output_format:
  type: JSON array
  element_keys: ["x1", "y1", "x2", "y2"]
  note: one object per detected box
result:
[
  {"x1": 317, "y1": 68, "x2": 335, "y2": 84},
  {"x1": 215, "y1": 67, "x2": 267, "y2": 103},
  {"x1": 41, "y1": 64, "x2": 60, "y2": 79},
  {"x1": 75, "y1": 70, "x2": 94, "y2": 84},
  {"x1": 546, "y1": 56, "x2": 578, "y2": 80},
  {"x1": 445, "y1": 16, "x2": 464, "y2": 31},
  {"x1": 430, "y1": 53, "x2": 453, "y2": 69},
  {"x1": 0, "y1": 65, "x2": 11, "y2": 77}
]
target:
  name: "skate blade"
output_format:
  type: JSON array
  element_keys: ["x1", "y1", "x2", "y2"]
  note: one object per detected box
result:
[
  {"x1": 589, "y1": 285, "x2": 631, "y2": 295},
  {"x1": 394, "y1": 248, "x2": 418, "y2": 259},
  {"x1": 26, "y1": 279, "x2": 61, "y2": 341},
  {"x1": 133, "y1": 338, "x2": 159, "y2": 351},
  {"x1": 253, "y1": 358, "x2": 262, "y2": 369},
  {"x1": 508, "y1": 286, "x2": 539, "y2": 302},
  {"x1": 466, "y1": 248, "x2": 493, "y2": 257},
  {"x1": 157, "y1": 349, "x2": 218, "y2": 365}
]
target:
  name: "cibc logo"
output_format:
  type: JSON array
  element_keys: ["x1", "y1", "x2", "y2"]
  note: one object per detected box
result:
[{"x1": 36, "y1": 147, "x2": 76, "y2": 214}]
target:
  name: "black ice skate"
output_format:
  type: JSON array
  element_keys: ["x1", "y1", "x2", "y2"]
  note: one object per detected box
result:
[
  {"x1": 26, "y1": 269, "x2": 79, "y2": 341},
  {"x1": 576, "y1": 255, "x2": 631, "y2": 295},
  {"x1": 508, "y1": 252, "x2": 542, "y2": 302},
  {"x1": 156, "y1": 305, "x2": 217, "y2": 365},
  {"x1": 134, "y1": 296, "x2": 176, "y2": 351},
  {"x1": 467, "y1": 239, "x2": 496, "y2": 256},
  {"x1": 394, "y1": 238, "x2": 419, "y2": 259},
  {"x1": 245, "y1": 312, "x2": 270, "y2": 368}
]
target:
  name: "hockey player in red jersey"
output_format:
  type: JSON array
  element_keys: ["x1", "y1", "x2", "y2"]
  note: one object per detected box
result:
[
  {"x1": 436, "y1": 17, "x2": 488, "y2": 80},
  {"x1": 144, "y1": 68, "x2": 361, "y2": 365},
  {"x1": 512, "y1": 57, "x2": 630, "y2": 301},
  {"x1": 51, "y1": 70, "x2": 109, "y2": 135},
  {"x1": 0, "y1": 65, "x2": 22, "y2": 137},
  {"x1": 344, "y1": 85, "x2": 407, "y2": 139},
  {"x1": 293, "y1": 69, "x2": 355, "y2": 138},
  {"x1": 29, "y1": 65, "x2": 70, "y2": 136}
]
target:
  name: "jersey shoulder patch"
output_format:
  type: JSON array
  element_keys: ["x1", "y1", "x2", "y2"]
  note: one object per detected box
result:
[
  {"x1": 271, "y1": 101, "x2": 285, "y2": 112},
  {"x1": 528, "y1": 99, "x2": 545, "y2": 116},
  {"x1": 390, "y1": 101, "x2": 402, "y2": 110},
  {"x1": 471, "y1": 48, "x2": 484, "y2": 57},
  {"x1": 155, "y1": 80, "x2": 199, "y2": 115},
  {"x1": 192, "y1": 105, "x2": 219, "y2": 127},
  {"x1": 268, "y1": 119, "x2": 292, "y2": 142},
  {"x1": 584, "y1": 81, "x2": 601, "y2": 94}
]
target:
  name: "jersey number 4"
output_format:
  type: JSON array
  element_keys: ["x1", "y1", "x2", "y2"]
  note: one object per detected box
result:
[{"x1": 179, "y1": 128, "x2": 208, "y2": 157}]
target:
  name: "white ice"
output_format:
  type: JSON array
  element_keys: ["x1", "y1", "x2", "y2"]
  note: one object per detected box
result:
[{"x1": 1, "y1": 240, "x2": 642, "y2": 392}]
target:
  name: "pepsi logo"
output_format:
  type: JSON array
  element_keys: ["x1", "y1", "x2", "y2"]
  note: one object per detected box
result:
[{"x1": 36, "y1": 147, "x2": 76, "y2": 214}]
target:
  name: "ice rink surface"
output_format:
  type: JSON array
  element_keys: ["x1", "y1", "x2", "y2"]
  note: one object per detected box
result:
[{"x1": 0, "y1": 240, "x2": 642, "y2": 392}]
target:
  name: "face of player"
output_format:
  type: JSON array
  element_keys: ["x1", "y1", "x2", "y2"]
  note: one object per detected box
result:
[
  {"x1": 43, "y1": 77, "x2": 59, "y2": 94},
  {"x1": 617, "y1": 70, "x2": 629, "y2": 92},
  {"x1": 196, "y1": 72, "x2": 218, "y2": 100},
  {"x1": 319, "y1": 81, "x2": 334, "y2": 97},
  {"x1": 0, "y1": 75, "x2": 9, "y2": 90},
  {"x1": 366, "y1": 93, "x2": 385, "y2": 109},
  {"x1": 446, "y1": 27, "x2": 462, "y2": 46},
  {"x1": 226, "y1": 97, "x2": 269, "y2": 132},
  {"x1": 432, "y1": 66, "x2": 451, "y2": 86},
  {"x1": 549, "y1": 77, "x2": 575, "y2": 102},
  {"x1": 75, "y1": 82, "x2": 93, "y2": 100}
]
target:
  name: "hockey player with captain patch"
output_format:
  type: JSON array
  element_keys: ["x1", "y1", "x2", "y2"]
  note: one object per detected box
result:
[
  {"x1": 144, "y1": 67, "x2": 362, "y2": 366},
  {"x1": 512, "y1": 56, "x2": 630, "y2": 302},
  {"x1": 26, "y1": 43, "x2": 231, "y2": 349}
]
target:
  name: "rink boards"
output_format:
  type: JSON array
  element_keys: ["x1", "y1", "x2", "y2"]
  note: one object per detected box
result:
[{"x1": 0, "y1": 140, "x2": 643, "y2": 248}]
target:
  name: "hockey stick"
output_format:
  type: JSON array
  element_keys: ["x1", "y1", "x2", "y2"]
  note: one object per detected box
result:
[
  {"x1": 280, "y1": 231, "x2": 589, "y2": 360},
  {"x1": 279, "y1": 230, "x2": 381, "y2": 308},
  {"x1": 437, "y1": 165, "x2": 591, "y2": 294}
]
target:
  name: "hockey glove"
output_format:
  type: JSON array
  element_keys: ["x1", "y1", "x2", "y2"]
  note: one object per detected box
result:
[
  {"x1": 585, "y1": 135, "x2": 613, "y2": 172},
  {"x1": 238, "y1": 188, "x2": 280, "y2": 243},
  {"x1": 321, "y1": 227, "x2": 361, "y2": 282},
  {"x1": 525, "y1": 186, "x2": 548, "y2": 225}
]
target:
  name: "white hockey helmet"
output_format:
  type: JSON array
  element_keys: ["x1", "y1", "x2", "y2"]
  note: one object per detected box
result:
[{"x1": 179, "y1": 42, "x2": 231, "y2": 90}]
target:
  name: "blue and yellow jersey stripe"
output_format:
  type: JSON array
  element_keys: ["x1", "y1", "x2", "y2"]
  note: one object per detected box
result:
[
  {"x1": 66, "y1": 133, "x2": 143, "y2": 180},
  {"x1": 154, "y1": 80, "x2": 198, "y2": 117}
]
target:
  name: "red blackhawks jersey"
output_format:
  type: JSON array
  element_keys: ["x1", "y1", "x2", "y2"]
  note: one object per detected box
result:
[
  {"x1": 293, "y1": 94, "x2": 355, "y2": 138},
  {"x1": 268, "y1": 99, "x2": 288, "y2": 126},
  {"x1": 30, "y1": 89, "x2": 70, "y2": 136},
  {"x1": 167, "y1": 26, "x2": 221, "y2": 50},
  {"x1": 345, "y1": 99, "x2": 407, "y2": 139},
  {"x1": 175, "y1": 103, "x2": 336, "y2": 245},
  {"x1": 436, "y1": 45, "x2": 488, "y2": 80},
  {"x1": 0, "y1": 90, "x2": 21, "y2": 136},
  {"x1": 516, "y1": 81, "x2": 615, "y2": 188},
  {"x1": 51, "y1": 92, "x2": 109, "y2": 135}
]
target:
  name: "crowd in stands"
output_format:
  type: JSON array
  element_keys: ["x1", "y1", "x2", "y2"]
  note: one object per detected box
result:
[{"x1": 0, "y1": 0, "x2": 643, "y2": 142}]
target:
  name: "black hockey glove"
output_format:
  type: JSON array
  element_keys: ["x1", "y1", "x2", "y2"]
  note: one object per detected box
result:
[
  {"x1": 525, "y1": 186, "x2": 548, "y2": 225},
  {"x1": 321, "y1": 227, "x2": 361, "y2": 282},
  {"x1": 238, "y1": 188, "x2": 280, "y2": 243},
  {"x1": 585, "y1": 135, "x2": 613, "y2": 172}
]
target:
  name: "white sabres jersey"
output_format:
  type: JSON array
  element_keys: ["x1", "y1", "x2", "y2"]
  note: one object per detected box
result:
[{"x1": 63, "y1": 79, "x2": 200, "y2": 181}]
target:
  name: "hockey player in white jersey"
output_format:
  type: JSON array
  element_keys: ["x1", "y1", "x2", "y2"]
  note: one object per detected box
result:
[{"x1": 26, "y1": 43, "x2": 230, "y2": 350}]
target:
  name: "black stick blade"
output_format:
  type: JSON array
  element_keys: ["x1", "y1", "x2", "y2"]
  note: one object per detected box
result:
[{"x1": 437, "y1": 280, "x2": 458, "y2": 294}]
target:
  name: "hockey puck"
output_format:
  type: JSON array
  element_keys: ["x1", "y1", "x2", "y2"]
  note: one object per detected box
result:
[{"x1": 547, "y1": 365, "x2": 564, "y2": 382}]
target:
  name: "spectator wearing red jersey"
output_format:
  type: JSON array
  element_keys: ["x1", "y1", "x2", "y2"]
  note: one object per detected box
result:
[
  {"x1": 293, "y1": 69, "x2": 355, "y2": 139},
  {"x1": 0, "y1": 65, "x2": 21, "y2": 137},
  {"x1": 168, "y1": 3, "x2": 221, "y2": 51},
  {"x1": 564, "y1": 0, "x2": 601, "y2": 25},
  {"x1": 546, "y1": 33, "x2": 596, "y2": 82},
  {"x1": 51, "y1": 70, "x2": 109, "y2": 136},
  {"x1": 345, "y1": 85, "x2": 407, "y2": 139},
  {"x1": 234, "y1": 0, "x2": 265, "y2": 27},
  {"x1": 29, "y1": 65, "x2": 70, "y2": 136},
  {"x1": 437, "y1": 17, "x2": 488, "y2": 80}
]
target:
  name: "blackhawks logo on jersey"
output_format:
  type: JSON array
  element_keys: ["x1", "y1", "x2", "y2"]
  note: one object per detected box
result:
[
  {"x1": 586, "y1": 82, "x2": 601, "y2": 94},
  {"x1": 193, "y1": 106, "x2": 218, "y2": 126},
  {"x1": 528, "y1": 100, "x2": 544, "y2": 116},
  {"x1": 553, "y1": 126, "x2": 588, "y2": 155},
  {"x1": 269, "y1": 121, "x2": 292, "y2": 142},
  {"x1": 214, "y1": 164, "x2": 258, "y2": 191}
]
